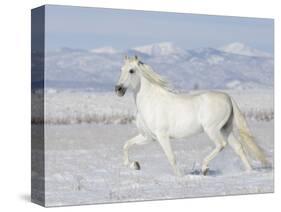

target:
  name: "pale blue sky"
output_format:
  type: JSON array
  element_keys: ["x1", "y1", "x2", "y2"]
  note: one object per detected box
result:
[{"x1": 45, "y1": 5, "x2": 274, "y2": 53}]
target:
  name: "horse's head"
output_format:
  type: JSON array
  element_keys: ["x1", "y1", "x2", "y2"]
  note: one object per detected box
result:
[{"x1": 115, "y1": 55, "x2": 142, "y2": 96}]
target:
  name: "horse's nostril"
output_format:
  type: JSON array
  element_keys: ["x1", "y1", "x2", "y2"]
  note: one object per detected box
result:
[{"x1": 115, "y1": 85, "x2": 122, "y2": 92}]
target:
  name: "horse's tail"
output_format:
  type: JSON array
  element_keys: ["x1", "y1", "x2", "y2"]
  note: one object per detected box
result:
[{"x1": 231, "y1": 98, "x2": 268, "y2": 166}]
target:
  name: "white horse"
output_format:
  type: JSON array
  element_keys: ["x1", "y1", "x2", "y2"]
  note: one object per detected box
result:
[{"x1": 115, "y1": 55, "x2": 268, "y2": 176}]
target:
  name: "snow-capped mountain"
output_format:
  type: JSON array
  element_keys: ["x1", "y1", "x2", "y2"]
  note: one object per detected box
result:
[
  {"x1": 34, "y1": 42, "x2": 273, "y2": 91},
  {"x1": 218, "y1": 42, "x2": 272, "y2": 58},
  {"x1": 90, "y1": 46, "x2": 119, "y2": 54},
  {"x1": 132, "y1": 42, "x2": 187, "y2": 56}
]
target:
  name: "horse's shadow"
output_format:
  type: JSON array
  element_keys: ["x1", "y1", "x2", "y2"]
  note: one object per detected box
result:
[
  {"x1": 186, "y1": 169, "x2": 222, "y2": 176},
  {"x1": 253, "y1": 165, "x2": 273, "y2": 172},
  {"x1": 186, "y1": 165, "x2": 272, "y2": 177}
]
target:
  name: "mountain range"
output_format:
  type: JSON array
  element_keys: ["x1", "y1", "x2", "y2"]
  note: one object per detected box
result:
[{"x1": 34, "y1": 42, "x2": 273, "y2": 91}]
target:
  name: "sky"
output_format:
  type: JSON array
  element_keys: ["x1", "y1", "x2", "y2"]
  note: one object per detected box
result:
[{"x1": 44, "y1": 5, "x2": 274, "y2": 53}]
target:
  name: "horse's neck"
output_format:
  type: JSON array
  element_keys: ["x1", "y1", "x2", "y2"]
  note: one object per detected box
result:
[{"x1": 133, "y1": 76, "x2": 167, "y2": 109}]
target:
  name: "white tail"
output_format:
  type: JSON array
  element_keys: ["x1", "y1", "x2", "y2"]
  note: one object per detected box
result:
[{"x1": 231, "y1": 98, "x2": 268, "y2": 166}]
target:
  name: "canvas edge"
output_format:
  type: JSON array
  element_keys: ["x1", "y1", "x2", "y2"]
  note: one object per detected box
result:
[{"x1": 31, "y1": 5, "x2": 46, "y2": 207}]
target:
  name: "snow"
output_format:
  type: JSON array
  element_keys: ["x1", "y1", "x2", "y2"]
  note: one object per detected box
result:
[
  {"x1": 207, "y1": 55, "x2": 224, "y2": 64},
  {"x1": 219, "y1": 42, "x2": 272, "y2": 58},
  {"x1": 29, "y1": 88, "x2": 275, "y2": 206},
  {"x1": 90, "y1": 47, "x2": 119, "y2": 54},
  {"x1": 226, "y1": 80, "x2": 242, "y2": 89},
  {"x1": 132, "y1": 42, "x2": 187, "y2": 56},
  {"x1": 42, "y1": 120, "x2": 273, "y2": 206}
]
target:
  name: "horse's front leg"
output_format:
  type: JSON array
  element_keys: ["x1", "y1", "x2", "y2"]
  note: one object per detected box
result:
[
  {"x1": 156, "y1": 133, "x2": 182, "y2": 177},
  {"x1": 123, "y1": 134, "x2": 151, "y2": 170}
]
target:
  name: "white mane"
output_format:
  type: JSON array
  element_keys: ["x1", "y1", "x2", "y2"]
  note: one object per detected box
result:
[{"x1": 138, "y1": 62, "x2": 171, "y2": 90}]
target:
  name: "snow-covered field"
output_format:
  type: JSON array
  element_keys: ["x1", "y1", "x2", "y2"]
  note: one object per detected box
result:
[
  {"x1": 31, "y1": 89, "x2": 275, "y2": 206},
  {"x1": 43, "y1": 121, "x2": 273, "y2": 207}
]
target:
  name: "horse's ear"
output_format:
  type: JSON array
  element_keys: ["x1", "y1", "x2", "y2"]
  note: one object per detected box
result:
[
  {"x1": 124, "y1": 55, "x2": 128, "y2": 61},
  {"x1": 134, "y1": 55, "x2": 138, "y2": 61},
  {"x1": 138, "y1": 60, "x2": 144, "y2": 65}
]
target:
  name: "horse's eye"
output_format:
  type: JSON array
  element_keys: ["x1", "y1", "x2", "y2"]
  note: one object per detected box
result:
[{"x1": 129, "y1": 69, "x2": 135, "y2": 74}]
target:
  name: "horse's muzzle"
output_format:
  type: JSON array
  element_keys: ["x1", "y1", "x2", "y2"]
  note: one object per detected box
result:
[{"x1": 115, "y1": 85, "x2": 127, "y2": 97}]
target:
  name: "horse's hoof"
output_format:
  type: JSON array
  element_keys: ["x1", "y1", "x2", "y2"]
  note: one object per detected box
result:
[
  {"x1": 130, "y1": 161, "x2": 141, "y2": 170},
  {"x1": 202, "y1": 168, "x2": 209, "y2": 176}
]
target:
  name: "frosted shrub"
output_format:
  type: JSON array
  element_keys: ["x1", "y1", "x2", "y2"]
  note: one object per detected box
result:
[{"x1": 31, "y1": 90, "x2": 274, "y2": 125}]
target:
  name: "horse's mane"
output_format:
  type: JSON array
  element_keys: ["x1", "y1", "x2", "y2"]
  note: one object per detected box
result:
[{"x1": 138, "y1": 62, "x2": 171, "y2": 91}]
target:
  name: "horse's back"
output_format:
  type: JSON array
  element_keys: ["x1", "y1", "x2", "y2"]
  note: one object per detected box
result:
[{"x1": 179, "y1": 90, "x2": 230, "y2": 99}]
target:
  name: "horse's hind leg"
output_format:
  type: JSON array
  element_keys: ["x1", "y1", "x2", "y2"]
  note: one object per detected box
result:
[
  {"x1": 123, "y1": 134, "x2": 151, "y2": 170},
  {"x1": 228, "y1": 132, "x2": 252, "y2": 171},
  {"x1": 202, "y1": 128, "x2": 227, "y2": 175}
]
